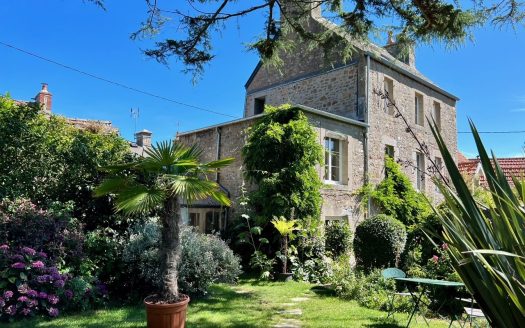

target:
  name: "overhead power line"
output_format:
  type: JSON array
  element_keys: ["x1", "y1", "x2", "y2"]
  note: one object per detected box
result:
[
  {"x1": 458, "y1": 130, "x2": 525, "y2": 134},
  {"x1": 0, "y1": 40, "x2": 239, "y2": 119}
]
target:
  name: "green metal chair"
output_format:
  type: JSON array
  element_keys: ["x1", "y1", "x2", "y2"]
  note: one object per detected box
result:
[{"x1": 382, "y1": 268, "x2": 411, "y2": 319}]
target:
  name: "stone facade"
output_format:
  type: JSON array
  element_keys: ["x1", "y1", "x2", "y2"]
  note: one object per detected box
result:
[{"x1": 177, "y1": 2, "x2": 458, "y2": 231}]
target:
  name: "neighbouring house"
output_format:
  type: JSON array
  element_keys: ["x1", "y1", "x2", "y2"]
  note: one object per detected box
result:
[
  {"x1": 459, "y1": 155, "x2": 525, "y2": 187},
  {"x1": 176, "y1": 1, "x2": 459, "y2": 232},
  {"x1": 12, "y1": 83, "x2": 118, "y2": 133}
]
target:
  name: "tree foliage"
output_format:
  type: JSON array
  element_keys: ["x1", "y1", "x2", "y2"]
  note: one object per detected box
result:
[
  {"x1": 90, "y1": 0, "x2": 523, "y2": 76},
  {"x1": 358, "y1": 156, "x2": 431, "y2": 228},
  {"x1": 242, "y1": 105, "x2": 323, "y2": 221},
  {"x1": 0, "y1": 96, "x2": 129, "y2": 229}
]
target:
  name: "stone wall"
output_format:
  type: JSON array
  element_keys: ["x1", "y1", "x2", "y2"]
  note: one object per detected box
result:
[
  {"x1": 366, "y1": 58, "x2": 457, "y2": 202},
  {"x1": 177, "y1": 110, "x2": 367, "y2": 228},
  {"x1": 246, "y1": 63, "x2": 361, "y2": 120}
]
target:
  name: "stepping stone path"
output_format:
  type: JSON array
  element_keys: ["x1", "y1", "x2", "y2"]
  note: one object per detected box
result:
[{"x1": 273, "y1": 295, "x2": 311, "y2": 328}]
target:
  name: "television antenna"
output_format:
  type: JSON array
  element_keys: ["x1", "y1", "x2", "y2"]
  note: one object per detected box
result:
[{"x1": 130, "y1": 108, "x2": 140, "y2": 133}]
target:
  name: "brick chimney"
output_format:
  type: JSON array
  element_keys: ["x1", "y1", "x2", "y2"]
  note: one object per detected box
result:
[
  {"x1": 35, "y1": 83, "x2": 52, "y2": 113},
  {"x1": 384, "y1": 32, "x2": 416, "y2": 68},
  {"x1": 135, "y1": 129, "x2": 152, "y2": 147}
]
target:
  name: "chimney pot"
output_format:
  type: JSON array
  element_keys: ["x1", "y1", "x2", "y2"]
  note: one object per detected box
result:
[
  {"x1": 135, "y1": 129, "x2": 153, "y2": 147},
  {"x1": 35, "y1": 83, "x2": 52, "y2": 113}
]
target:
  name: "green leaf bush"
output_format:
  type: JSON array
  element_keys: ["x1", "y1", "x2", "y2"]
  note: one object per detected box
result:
[
  {"x1": 325, "y1": 221, "x2": 353, "y2": 258},
  {"x1": 354, "y1": 214, "x2": 407, "y2": 270}
]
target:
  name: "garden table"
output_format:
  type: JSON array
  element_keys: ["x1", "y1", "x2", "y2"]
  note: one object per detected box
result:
[{"x1": 395, "y1": 277, "x2": 464, "y2": 328}]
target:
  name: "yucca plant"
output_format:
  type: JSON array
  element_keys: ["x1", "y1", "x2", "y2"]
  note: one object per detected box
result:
[
  {"x1": 271, "y1": 216, "x2": 297, "y2": 274},
  {"x1": 430, "y1": 119, "x2": 525, "y2": 327},
  {"x1": 95, "y1": 141, "x2": 233, "y2": 302}
]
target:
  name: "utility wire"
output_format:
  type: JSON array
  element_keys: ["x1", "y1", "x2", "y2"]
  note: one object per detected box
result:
[
  {"x1": 458, "y1": 130, "x2": 525, "y2": 134},
  {"x1": 0, "y1": 40, "x2": 239, "y2": 119}
]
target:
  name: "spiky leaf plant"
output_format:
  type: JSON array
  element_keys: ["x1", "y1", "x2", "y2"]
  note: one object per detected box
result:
[
  {"x1": 95, "y1": 141, "x2": 233, "y2": 302},
  {"x1": 430, "y1": 119, "x2": 525, "y2": 327},
  {"x1": 271, "y1": 216, "x2": 297, "y2": 274}
]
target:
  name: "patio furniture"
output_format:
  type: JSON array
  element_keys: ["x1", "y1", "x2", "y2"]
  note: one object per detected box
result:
[
  {"x1": 395, "y1": 277, "x2": 464, "y2": 328},
  {"x1": 382, "y1": 268, "x2": 412, "y2": 319},
  {"x1": 456, "y1": 297, "x2": 486, "y2": 328}
]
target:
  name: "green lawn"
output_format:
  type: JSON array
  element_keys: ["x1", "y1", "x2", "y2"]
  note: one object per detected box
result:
[{"x1": 10, "y1": 279, "x2": 453, "y2": 328}]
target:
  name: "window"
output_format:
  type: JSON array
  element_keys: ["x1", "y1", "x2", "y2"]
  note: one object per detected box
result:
[
  {"x1": 324, "y1": 216, "x2": 348, "y2": 225},
  {"x1": 415, "y1": 93, "x2": 424, "y2": 126},
  {"x1": 205, "y1": 211, "x2": 222, "y2": 234},
  {"x1": 324, "y1": 137, "x2": 342, "y2": 183},
  {"x1": 416, "y1": 152, "x2": 425, "y2": 191},
  {"x1": 383, "y1": 77, "x2": 395, "y2": 115},
  {"x1": 432, "y1": 101, "x2": 441, "y2": 130},
  {"x1": 254, "y1": 97, "x2": 265, "y2": 115},
  {"x1": 385, "y1": 145, "x2": 395, "y2": 159},
  {"x1": 189, "y1": 213, "x2": 201, "y2": 232}
]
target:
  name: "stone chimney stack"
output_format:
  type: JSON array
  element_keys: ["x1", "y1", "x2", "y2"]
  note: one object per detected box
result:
[
  {"x1": 35, "y1": 83, "x2": 52, "y2": 113},
  {"x1": 280, "y1": 0, "x2": 322, "y2": 21},
  {"x1": 135, "y1": 129, "x2": 152, "y2": 147},
  {"x1": 384, "y1": 33, "x2": 416, "y2": 68}
]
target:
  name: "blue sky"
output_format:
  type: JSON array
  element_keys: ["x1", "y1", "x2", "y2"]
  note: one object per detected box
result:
[{"x1": 1, "y1": 1, "x2": 524, "y2": 158}]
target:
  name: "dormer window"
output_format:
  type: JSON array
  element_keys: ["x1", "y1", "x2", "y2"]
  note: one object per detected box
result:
[{"x1": 254, "y1": 96, "x2": 265, "y2": 115}]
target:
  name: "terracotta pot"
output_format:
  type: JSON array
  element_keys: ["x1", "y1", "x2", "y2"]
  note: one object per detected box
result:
[{"x1": 144, "y1": 294, "x2": 190, "y2": 328}]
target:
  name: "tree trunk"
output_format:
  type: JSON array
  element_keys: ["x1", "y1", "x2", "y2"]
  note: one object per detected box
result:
[{"x1": 159, "y1": 196, "x2": 181, "y2": 302}]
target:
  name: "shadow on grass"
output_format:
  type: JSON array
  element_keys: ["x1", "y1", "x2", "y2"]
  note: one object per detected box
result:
[{"x1": 310, "y1": 284, "x2": 336, "y2": 297}]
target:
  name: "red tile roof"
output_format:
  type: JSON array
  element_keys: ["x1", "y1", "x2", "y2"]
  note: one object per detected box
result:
[{"x1": 458, "y1": 157, "x2": 525, "y2": 186}]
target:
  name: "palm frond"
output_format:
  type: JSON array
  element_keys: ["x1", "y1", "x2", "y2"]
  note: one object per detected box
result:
[
  {"x1": 93, "y1": 176, "x2": 135, "y2": 197},
  {"x1": 167, "y1": 175, "x2": 230, "y2": 206},
  {"x1": 114, "y1": 184, "x2": 165, "y2": 215}
]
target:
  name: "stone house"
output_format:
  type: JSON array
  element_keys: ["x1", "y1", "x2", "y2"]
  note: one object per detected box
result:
[{"x1": 177, "y1": 1, "x2": 458, "y2": 232}]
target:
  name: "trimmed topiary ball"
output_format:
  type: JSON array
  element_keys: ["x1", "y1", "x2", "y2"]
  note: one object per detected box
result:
[
  {"x1": 325, "y1": 221, "x2": 353, "y2": 258},
  {"x1": 354, "y1": 214, "x2": 407, "y2": 270}
]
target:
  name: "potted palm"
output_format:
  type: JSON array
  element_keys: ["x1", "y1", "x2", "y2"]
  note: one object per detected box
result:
[
  {"x1": 95, "y1": 141, "x2": 233, "y2": 328},
  {"x1": 271, "y1": 216, "x2": 297, "y2": 281}
]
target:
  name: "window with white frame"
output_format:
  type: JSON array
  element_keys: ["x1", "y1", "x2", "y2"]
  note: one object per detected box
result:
[
  {"x1": 432, "y1": 101, "x2": 441, "y2": 130},
  {"x1": 324, "y1": 137, "x2": 342, "y2": 183},
  {"x1": 383, "y1": 77, "x2": 395, "y2": 115},
  {"x1": 416, "y1": 152, "x2": 425, "y2": 191},
  {"x1": 415, "y1": 93, "x2": 424, "y2": 126}
]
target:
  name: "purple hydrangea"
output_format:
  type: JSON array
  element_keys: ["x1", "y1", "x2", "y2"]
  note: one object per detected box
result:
[
  {"x1": 27, "y1": 289, "x2": 38, "y2": 298},
  {"x1": 3, "y1": 290, "x2": 13, "y2": 300},
  {"x1": 10, "y1": 254, "x2": 24, "y2": 262},
  {"x1": 48, "y1": 307, "x2": 59, "y2": 317},
  {"x1": 51, "y1": 272, "x2": 62, "y2": 281},
  {"x1": 38, "y1": 291, "x2": 48, "y2": 299},
  {"x1": 47, "y1": 294, "x2": 59, "y2": 305},
  {"x1": 0, "y1": 297, "x2": 5, "y2": 308},
  {"x1": 31, "y1": 260, "x2": 45, "y2": 269},
  {"x1": 53, "y1": 279, "x2": 65, "y2": 288},
  {"x1": 28, "y1": 299, "x2": 38, "y2": 308},
  {"x1": 18, "y1": 284, "x2": 30, "y2": 294},
  {"x1": 37, "y1": 274, "x2": 51, "y2": 283},
  {"x1": 47, "y1": 267, "x2": 59, "y2": 275},
  {"x1": 64, "y1": 290, "x2": 74, "y2": 300},
  {"x1": 37, "y1": 251, "x2": 48, "y2": 258},
  {"x1": 17, "y1": 296, "x2": 29, "y2": 302},
  {"x1": 5, "y1": 305, "x2": 16, "y2": 316},
  {"x1": 0, "y1": 244, "x2": 9, "y2": 251},
  {"x1": 21, "y1": 308, "x2": 31, "y2": 316},
  {"x1": 21, "y1": 247, "x2": 36, "y2": 256},
  {"x1": 11, "y1": 262, "x2": 25, "y2": 269}
]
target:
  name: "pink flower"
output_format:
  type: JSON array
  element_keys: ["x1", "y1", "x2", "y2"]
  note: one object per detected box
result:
[
  {"x1": 11, "y1": 262, "x2": 25, "y2": 269},
  {"x1": 431, "y1": 255, "x2": 439, "y2": 264},
  {"x1": 18, "y1": 296, "x2": 29, "y2": 302},
  {"x1": 21, "y1": 247, "x2": 36, "y2": 256},
  {"x1": 48, "y1": 307, "x2": 59, "y2": 317},
  {"x1": 442, "y1": 243, "x2": 449, "y2": 250},
  {"x1": 21, "y1": 308, "x2": 31, "y2": 316},
  {"x1": 3, "y1": 290, "x2": 13, "y2": 300},
  {"x1": 47, "y1": 294, "x2": 59, "y2": 305},
  {"x1": 38, "y1": 292, "x2": 48, "y2": 299},
  {"x1": 0, "y1": 244, "x2": 9, "y2": 251},
  {"x1": 31, "y1": 261, "x2": 45, "y2": 269}
]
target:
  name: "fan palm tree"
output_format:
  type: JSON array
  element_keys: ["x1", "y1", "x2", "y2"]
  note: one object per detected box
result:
[{"x1": 95, "y1": 141, "x2": 234, "y2": 302}]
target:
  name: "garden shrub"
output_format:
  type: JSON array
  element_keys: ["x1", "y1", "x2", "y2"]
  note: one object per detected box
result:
[
  {"x1": 0, "y1": 199, "x2": 85, "y2": 273},
  {"x1": 354, "y1": 214, "x2": 407, "y2": 270},
  {"x1": 291, "y1": 226, "x2": 333, "y2": 283},
  {"x1": 0, "y1": 244, "x2": 106, "y2": 321},
  {"x1": 325, "y1": 221, "x2": 352, "y2": 258},
  {"x1": 122, "y1": 219, "x2": 242, "y2": 296}
]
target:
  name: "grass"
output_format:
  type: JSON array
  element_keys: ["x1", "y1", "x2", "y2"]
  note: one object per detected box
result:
[{"x1": 9, "y1": 279, "x2": 456, "y2": 328}]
